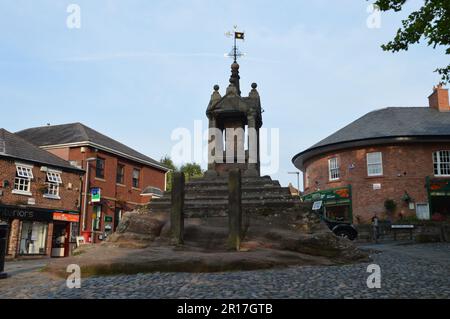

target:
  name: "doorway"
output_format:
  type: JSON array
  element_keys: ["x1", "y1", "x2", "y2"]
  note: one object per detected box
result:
[{"x1": 52, "y1": 221, "x2": 70, "y2": 257}]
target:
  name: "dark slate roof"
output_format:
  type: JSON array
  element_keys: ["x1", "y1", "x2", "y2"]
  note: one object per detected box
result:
[
  {"x1": 0, "y1": 128, "x2": 83, "y2": 172},
  {"x1": 16, "y1": 123, "x2": 169, "y2": 171},
  {"x1": 293, "y1": 107, "x2": 450, "y2": 169}
]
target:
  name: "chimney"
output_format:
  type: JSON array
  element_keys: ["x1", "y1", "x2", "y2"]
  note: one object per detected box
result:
[{"x1": 429, "y1": 84, "x2": 449, "y2": 112}]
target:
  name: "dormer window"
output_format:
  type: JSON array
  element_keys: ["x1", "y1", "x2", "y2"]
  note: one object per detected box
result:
[{"x1": 13, "y1": 163, "x2": 34, "y2": 196}]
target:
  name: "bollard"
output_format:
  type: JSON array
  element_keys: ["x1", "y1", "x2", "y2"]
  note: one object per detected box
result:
[
  {"x1": 0, "y1": 223, "x2": 8, "y2": 279},
  {"x1": 228, "y1": 169, "x2": 242, "y2": 251},
  {"x1": 171, "y1": 172, "x2": 185, "y2": 245}
]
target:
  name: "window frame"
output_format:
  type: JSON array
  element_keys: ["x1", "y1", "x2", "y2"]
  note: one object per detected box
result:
[
  {"x1": 13, "y1": 163, "x2": 34, "y2": 195},
  {"x1": 116, "y1": 163, "x2": 125, "y2": 184},
  {"x1": 96, "y1": 157, "x2": 105, "y2": 179},
  {"x1": 44, "y1": 169, "x2": 62, "y2": 199},
  {"x1": 433, "y1": 150, "x2": 450, "y2": 177},
  {"x1": 132, "y1": 168, "x2": 140, "y2": 188},
  {"x1": 367, "y1": 152, "x2": 383, "y2": 177},
  {"x1": 328, "y1": 157, "x2": 340, "y2": 181}
]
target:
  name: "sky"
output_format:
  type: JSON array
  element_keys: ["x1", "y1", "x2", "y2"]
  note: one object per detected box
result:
[{"x1": 0, "y1": 0, "x2": 448, "y2": 189}]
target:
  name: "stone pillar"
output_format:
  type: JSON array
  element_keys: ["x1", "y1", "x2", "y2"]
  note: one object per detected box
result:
[
  {"x1": 246, "y1": 115, "x2": 259, "y2": 176},
  {"x1": 171, "y1": 172, "x2": 185, "y2": 245},
  {"x1": 0, "y1": 223, "x2": 8, "y2": 279},
  {"x1": 228, "y1": 169, "x2": 242, "y2": 251}
]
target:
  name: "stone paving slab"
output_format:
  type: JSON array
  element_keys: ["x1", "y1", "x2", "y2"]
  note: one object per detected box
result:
[{"x1": 0, "y1": 243, "x2": 449, "y2": 299}]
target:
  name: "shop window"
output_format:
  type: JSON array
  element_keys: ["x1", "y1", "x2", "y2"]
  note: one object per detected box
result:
[
  {"x1": 92, "y1": 205, "x2": 102, "y2": 231},
  {"x1": 367, "y1": 152, "x2": 383, "y2": 176},
  {"x1": 44, "y1": 170, "x2": 62, "y2": 199},
  {"x1": 19, "y1": 221, "x2": 48, "y2": 255},
  {"x1": 328, "y1": 157, "x2": 340, "y2": 181},
  {"x1": 13, "y1": 163, "x2": 33, "y2": 195},
  {"x1": 116, "y1": 164, "x2": 125, "y2": 184},
  {"x1": 96, "y1": 157, "x2": 105, "y2": 179},
  {"x1": 433, "y1": 151, "x2": 450, "y2": 176},
  {"x1": 132, "y1": 168, "x2": 140, "y2": 188}
]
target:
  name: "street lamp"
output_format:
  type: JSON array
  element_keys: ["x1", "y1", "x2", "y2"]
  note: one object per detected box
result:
[
  {"x1": 288, "y1": 171, "x2": 301, "y2": 197},
  {"x1": 82, "y1": 157, "x2": 97, "y2": 232}
]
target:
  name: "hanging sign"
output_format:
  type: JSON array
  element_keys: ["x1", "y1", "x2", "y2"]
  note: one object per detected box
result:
[{"x1": 91, "y1": 188, "x2": 101, "y2": 203}]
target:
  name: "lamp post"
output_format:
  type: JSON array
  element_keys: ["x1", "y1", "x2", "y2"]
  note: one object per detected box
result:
[
  {"x1": 82, "y1": 157, "x2": 97, "y2": 232},
  {"x1": 288, "y1": 171, "x2": 301, "y2": 197}
]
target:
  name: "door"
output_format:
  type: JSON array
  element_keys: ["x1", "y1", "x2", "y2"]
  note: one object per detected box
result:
[{"x1": 416, "y1": 203, "x2": 430, "y2": 220}]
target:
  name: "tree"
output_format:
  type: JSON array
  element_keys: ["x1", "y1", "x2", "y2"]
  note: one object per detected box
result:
[
  {"x1": 373, "y1": 0, "x2": 450, "y2": 83},
  {"x1": 160, "y1": 156, "x2": 204, "y2": 190},
  {"x1": 180, "y1": 163, "x2": 204, "y2": 182}
]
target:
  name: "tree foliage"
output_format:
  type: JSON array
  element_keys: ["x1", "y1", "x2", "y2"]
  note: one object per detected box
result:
[
  {"x1": 160, "y1": 156, "x2": 204, "y2": 190},
  {"x1": 373, "y1": 0, "x2": 450, "y2": 83}
]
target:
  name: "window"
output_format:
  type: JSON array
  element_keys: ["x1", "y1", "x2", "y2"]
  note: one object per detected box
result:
[
  {"x1": 44, "y1": 170, "x2": 62, "y2": 199},
  {"x1": 13, "y1": 164, "x2": 33, "y2": 195},
  {"x1": 132, "y1": 169, "x2": 140, "y2": 188},
  {"x1": 19, "y1": 222, "x2": 48, "y2": 255},
  {"x1": 433, "y1": 151, "x2": 450, "y2": 176},
  {"x1": 116, "y1": 164, "x2": 125, "y2": 184},
  {"x1": 367, "y1": 152, "x2": 383, "y2": 176},
  {"x1": 96, "y1": 157, "x2": 105, "y2": 179},
  {"x1": 92, "y1": 205, "x2": 102, "y2": 231},
  {"x1": 328, "y1": 157, "x2": 340, "y2": 181}
]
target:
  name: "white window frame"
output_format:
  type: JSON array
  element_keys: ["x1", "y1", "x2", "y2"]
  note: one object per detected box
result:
[
  {"x1": 367, "y1": 152, "x2": 383, "y2": 177},
  {"x1": 44, "y1": 169, "x2": 62, "y2": 199},
  {"x1": 13, "y1": 163, "x2": 33, "y2": 196},
  {"x1": 328, "y1": 157, "x2": 340, "y2": 181},
  {"x1": 15, "y1": 163, "x2": 34, "y2": 179},
  {"x1": 433, "y1": 150, "x2": 450, "y2": 177}
]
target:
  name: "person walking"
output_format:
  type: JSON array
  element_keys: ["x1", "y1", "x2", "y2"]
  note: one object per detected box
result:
[{"x1": 372, "y1": 215, "x2": 380, "y2": 244}]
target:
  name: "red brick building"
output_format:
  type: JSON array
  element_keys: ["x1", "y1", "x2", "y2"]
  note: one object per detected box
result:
[
  {"x1": 0, "y1": 129, "x2": 84, "y2": 258},
  {"x1": 292, "y1": 86, "x2": 450, "y2": 224},
  {"x1": 16, "y1": 123, "x2": 169, "y2": 243}
]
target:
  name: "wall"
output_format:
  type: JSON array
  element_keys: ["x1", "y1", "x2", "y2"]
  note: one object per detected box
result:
[
  {"x1": 47, "y1": 146, "x2": 166, "y2": 242},
  {"x1": 0, "y1": 157, "x2": 82, "y2": 211},
  {"x1": 303, "y1": 142, "x2": 450, "y2": 223}
]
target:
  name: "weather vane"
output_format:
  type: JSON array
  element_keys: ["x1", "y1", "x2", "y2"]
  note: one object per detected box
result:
[{"x1": 225, "y1": 25, "x2": 245, "y2": 63}]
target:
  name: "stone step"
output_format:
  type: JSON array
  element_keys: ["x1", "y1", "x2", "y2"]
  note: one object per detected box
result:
[{"x1": 149, "y1": 198, "x2": 300, "y2": 211}]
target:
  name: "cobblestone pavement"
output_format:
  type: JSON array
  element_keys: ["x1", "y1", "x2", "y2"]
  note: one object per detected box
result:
[{"x1": 0, "y1": 243, "x2": 449, "y2": 299}]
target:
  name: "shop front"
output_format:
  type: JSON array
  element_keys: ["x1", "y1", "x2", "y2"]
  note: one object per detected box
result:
[
  {"x1": 0, "y1": 205, "x2": 80, "y2": 258},
  {"x1": 427, "y1": 178, "x2": 450, "y2": 219},
  {"x1": 302, "y1": 186, "x2": 353, "y2": 223}
]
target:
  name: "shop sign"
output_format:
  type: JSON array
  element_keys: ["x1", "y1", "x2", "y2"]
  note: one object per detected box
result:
[
  {"x1": 0, "y1": 205, "x2": 53, "y2": 222},
  {"x1": 303, "y1": 187, "x2": 351, "y2": 203},
  {"x1": 104, "y1": 216, "x2": 113, "y2": 223},
  {"x1": 91, "y1": 188, "x2": 101, "y2": 203},
  {"x1": 53, "y1": 212, "x2": 80, "y2": 223},
  {"x1": 429, "y1": 179, "x2": 450, "y2": 196}
]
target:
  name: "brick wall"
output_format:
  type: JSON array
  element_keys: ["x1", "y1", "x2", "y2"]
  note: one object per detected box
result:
[
  {"x1": 0, "y1": 157, "x2": 82, "y2": 211},
  {"x1": 303, "y1": 142, "x2": 450, "y2": 224},
  {"x1": 47, "y1": 146, "x2": 166, "y2": 241}
]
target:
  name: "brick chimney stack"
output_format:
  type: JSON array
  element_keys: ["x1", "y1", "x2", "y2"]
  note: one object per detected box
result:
[{"x1": 429, "y1": 84, "x2": 449, "y2": 112}]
